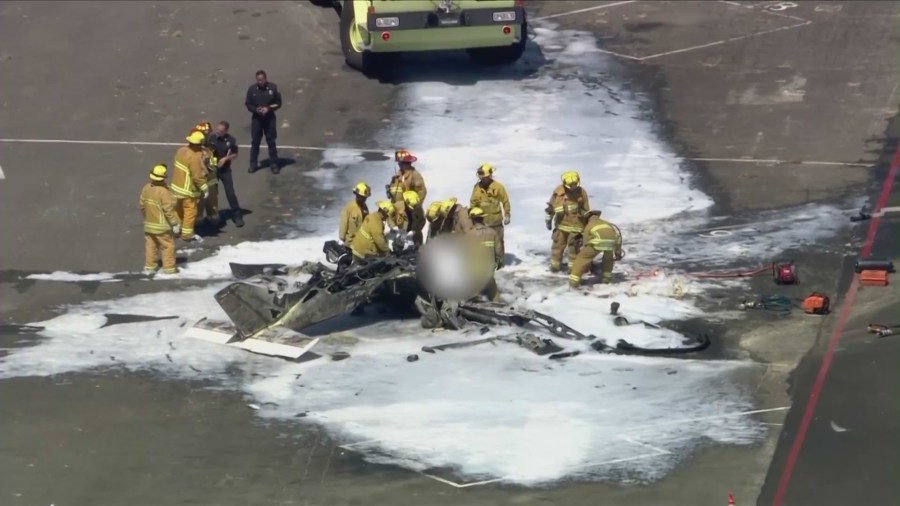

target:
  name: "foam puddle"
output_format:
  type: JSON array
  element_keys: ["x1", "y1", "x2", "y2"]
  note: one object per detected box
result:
[{"x1": 2, "y1": 22, "x2": 853, "y2": 486}]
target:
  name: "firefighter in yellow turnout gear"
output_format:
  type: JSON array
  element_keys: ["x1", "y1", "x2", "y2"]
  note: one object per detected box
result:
[
  {"x1": 440, "y1": 197, "x2": 474, "y2": 235},
  {"x1": 466, "y1": 207, "x2": 502, "y2": 302},
  {"x1": 170, "y1": 131, "x2": 210, "y2": 241},
  {"x1": 393, "y1": 190, "x2": 426, "y2": 248},
  {"x1": 349, "y1": 200, "x2": 393, "y2": 261},
  {"x1": 425, "y1": 201, "x2": 444, "y2": 240},
  {"x1": 339, "y1": 182, "x2": 371, "y2": 245},
  {"x1": 546, "y1": 171, "x2": 590, "y2": 272},
  {"x1": 190, "y1": 121, "x2": 223, "y2": 226},
  {"x1": 139, "y1": 164, "x2": 181, "y2": 274},
  {"x1": 469, "y1": 163, "x2": 511, "y2": 262},
  {"x1": 387, "y1": 149, "x2": 427, "y2": 204},
  {"x1": 568, "y1": 210, "x2": 623, "y2": 288}
]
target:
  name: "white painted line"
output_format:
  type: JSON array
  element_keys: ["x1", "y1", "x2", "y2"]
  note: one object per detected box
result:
[
  {"x1": 718, "y1": 0, "x2": 809, "y2": 23},
  {"x1": 0, "y1": 137, "x2": 358, "y2": 153},
  {"x1": 618, "y1": 435, "x2": 672, "y2": 456},
  {"x1": 419, "y1": 473, "x2": 505, "y2": 489},
  {"x1": 0, "y1": 163, "x2": 5, "y2": 180},
  {"x1": 636, "y1": 20, "x2": 812, "y2": 61},
  {"x1": 0, "y1": 137, "x2": 871, "y2": 168},
  {"x1": 532, "y1": 0, "x2": 635, "y2": 22},
  {"x1": 689, "y1": 157, "x2": 869, "y2": 167},
  {"x1": 594, "y1": 47, "x2": 644, "y2": 62},
  {"x1": 691, "y1": 207, "x2": 861, "y2": 234},
  {"x1": 626, "y1": 406, "x2": 791, "y2": 433}
]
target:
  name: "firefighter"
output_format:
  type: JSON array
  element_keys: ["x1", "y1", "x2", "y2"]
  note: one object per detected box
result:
[
  {"x1": 339, "y1": 182, "x2": 371, "y2": 246},
  {"x1": 170, "y1": 131, "x2": 210, "y2": 241},
  {"x1": 349, "y1": 200, "x2": 393, "y2": 261},
  {"x1": 545, "y1": 170, "x2": 590, "y2": 272},
  {"x1": 425, "y1": 201, "x2": 444, "y2": 240},
  {"x1": 469, "y1": 162, "x2": 511, "y2": 262},
  {"x1": 568, "y1": 210, "x2": 623, "y2": 288},
  {"x1": 440, "y1": 197, "x2": 474, "y2": 234},
  {"x1": 466, "y1": 207, "x2": 502, "y2": 301},
  {"x1": 139, "y1": 164, "x2": 181, "y2": 274},
  {"x1": 387, "y1": 149, "x2": 427, "y2": 204},
  {"x1": 189, "y1": 121, "x2": 222, "y2": 227},
  {"x1": 396, "y1": 190, "x2": 426, "y2": 248}
]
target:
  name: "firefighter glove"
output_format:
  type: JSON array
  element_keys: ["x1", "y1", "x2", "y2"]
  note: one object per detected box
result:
[
  {"x1": 203, "y1": 191, "x2": 209, "y2": 199},
  {"x1": 503, "y1": 215, "x2": 511, "y2": 226},
  {"x1": 172, "y1": 224, "x2": 181, "y2": 235},
  {"x1": 545, "y1": 215, "x2": 552, "y2": 231}
]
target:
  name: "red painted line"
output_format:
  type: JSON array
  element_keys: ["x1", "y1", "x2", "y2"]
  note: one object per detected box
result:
[{"x1": 771, "y1": 145, "x2": 900, "y2": 506}]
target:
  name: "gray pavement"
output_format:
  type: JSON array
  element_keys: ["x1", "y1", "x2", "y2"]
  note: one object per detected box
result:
[{"x1": 1, "y1": 1, "x2": 898, "y2": 506}]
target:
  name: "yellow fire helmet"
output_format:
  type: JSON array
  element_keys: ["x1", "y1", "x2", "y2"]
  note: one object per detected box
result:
[
  {"x1": 402, "y1": 190, "x2": 420, "y2": 207},
  {"x1": 376, "y1": 200, "x2": 395, "y2": 215},
  {"x1": 149, "y1": 164, "x2": 168, "y2": 181},
  {"x1": 353, "y1": 181, "x2": 372, "y2": 198},
  {"x1": 469, "y1": 207, "x2": 486, "y2": 218},
  {"x1": 186, "y1": 130, "x2": 206, "y2": 145},
  {"x1": 426, "y1": 201, "x2": 442, "y2": 222},
  {"x1": 476, "y1": 163, "x2": 495, "y2": 177},
  {"x1": 439, "y1": 197, "x2": 458, "y2": 214},
  {"x1": 561, "y1": 170, "x2": 580, "y2": 189}
]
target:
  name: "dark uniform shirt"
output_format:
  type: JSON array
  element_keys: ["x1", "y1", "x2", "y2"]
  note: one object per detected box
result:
[
  {"x1": 245, "y1": 83, "x2": 282, "y2": 116},
  {"x1": 207, "y1": 133, "x2": 239, "y2": 171}
]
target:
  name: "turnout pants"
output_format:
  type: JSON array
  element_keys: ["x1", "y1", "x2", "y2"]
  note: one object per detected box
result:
[
  {"x1": 550, "y1": 229, "x2": 580, "y2": 272},
  {"x1": 568, "y1": 245, "x2": 614, "y2": 288},
  {"x1": 144, "y1": 231, "x2": 177, "y2": 273},
  {"x1": 481, "y1": 276, "x2": 501, "y2": 302},
  {"x1": 490, "y1": 225, "x2": 505, "y2": 264},
  {"x1": 249, "y1": 114, "x2": 278, "y2": 169},
  {"x1": 201, "y1": 184, "x2": 219, "y2": 221},
  {"x1": 175, "y1": 197, "x2": 198, "y2": 240}
]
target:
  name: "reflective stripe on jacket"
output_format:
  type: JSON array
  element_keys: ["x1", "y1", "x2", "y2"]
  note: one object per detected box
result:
[
  {"x1": 401, "y1": 168, "x2": 427, "y2": 202},
  {"x1": 170, "y1": 146, "x2": 209, "y2": 198},
  {"x1": 203, "y1": 146, "x2": 218, "y2": 187},
  {"x1": 349, "y1": 212, "x2": 389, "y2": 259},
  {"x1": 547, "y1": 184, "x2": 590, "y2": 234},
  {"x1": 582, "y1": 216, "x2": 621, "y2": 251},
  {"x1": 470, "y1": 179, "x2": 510, "y2": 228},
  {"x1": 139, "y1": 182, "x2": 180, "y2": 234},
  {"x1": 468, "y1": 223, "x2": 502, "y2": 264}
]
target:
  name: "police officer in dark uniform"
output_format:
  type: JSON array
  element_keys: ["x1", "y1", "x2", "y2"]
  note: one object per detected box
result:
[
  {"x1": 244, "y1": 70, "x2": 283, "y2": 174},
  {"x1": 207, "y1": 121, "x2": 244, "y2": 227}
]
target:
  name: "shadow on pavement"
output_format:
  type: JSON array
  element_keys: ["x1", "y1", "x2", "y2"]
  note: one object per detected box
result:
[{"x1": 370, "y1": 37, "x2": 549, "y2": 86}]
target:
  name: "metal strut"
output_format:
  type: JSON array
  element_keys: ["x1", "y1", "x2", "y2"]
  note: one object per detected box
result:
[
  {"x1": 455, "y1": 301, "x2": 710, "y2": 356},
  {"x1": 457, "y1": 302, "x2": 591, "y2": 341}
]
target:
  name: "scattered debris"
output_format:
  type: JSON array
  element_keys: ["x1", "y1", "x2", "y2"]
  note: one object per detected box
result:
[{"x1": 830, "y1": 420, "x2": 849, "y2": 433}]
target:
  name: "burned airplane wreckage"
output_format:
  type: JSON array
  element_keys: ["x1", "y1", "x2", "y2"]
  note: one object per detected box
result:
[{"x1": 187, "y1": 240, "x2": 710, "y2": 360}]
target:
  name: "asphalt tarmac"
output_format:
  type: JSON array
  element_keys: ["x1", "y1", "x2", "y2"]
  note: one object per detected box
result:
[{"x1": 1, "y1": 1, "x2": 897, "y2": 505}]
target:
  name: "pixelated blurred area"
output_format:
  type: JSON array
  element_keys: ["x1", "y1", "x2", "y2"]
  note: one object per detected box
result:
[{"x1": 417, "y1": 234, "x2": 495, "y2": 302}]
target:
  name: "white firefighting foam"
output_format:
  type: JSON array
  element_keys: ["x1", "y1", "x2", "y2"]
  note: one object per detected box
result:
[{"x1": 1, "y1": 23, "x2": 852, "y2": 486}]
